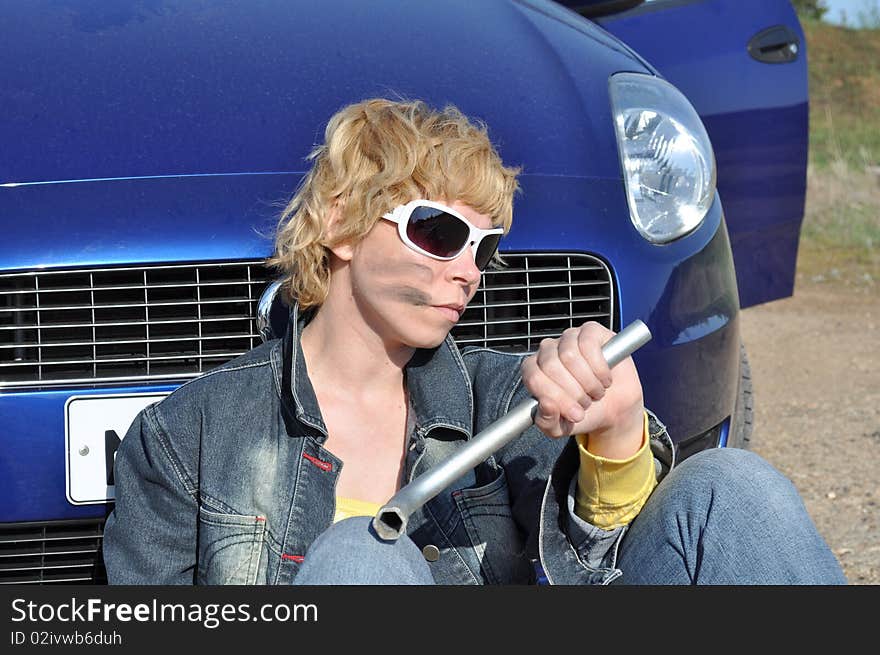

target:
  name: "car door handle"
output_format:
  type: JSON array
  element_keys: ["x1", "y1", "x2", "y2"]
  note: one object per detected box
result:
[{"x1": 748, "y1": 25, "x2": 800, "y2": 64}]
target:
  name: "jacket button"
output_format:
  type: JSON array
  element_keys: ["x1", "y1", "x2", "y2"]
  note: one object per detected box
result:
[{"x1": 422, "y1": 545, "x2": 440, "y2": 562}]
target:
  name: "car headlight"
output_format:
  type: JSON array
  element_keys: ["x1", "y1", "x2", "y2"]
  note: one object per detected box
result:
[{"x1": 609, "y1": 72, "x2": 716, "y2": 244}]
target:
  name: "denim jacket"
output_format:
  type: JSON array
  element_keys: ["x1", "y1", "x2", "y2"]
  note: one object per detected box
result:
[{"x1": 103, "y1": 305, "x2": 675, "y2": 585}]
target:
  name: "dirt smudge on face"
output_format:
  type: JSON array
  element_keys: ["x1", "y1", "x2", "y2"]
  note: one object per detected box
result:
[
  {"x1": 390, "y1": 286, "x2": 432, "y2": 306},
  {"x1": 364, "y1": 256, "x2": 435, "y2": 307}
]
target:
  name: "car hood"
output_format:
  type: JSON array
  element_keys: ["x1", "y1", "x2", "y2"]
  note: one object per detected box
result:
[
  {"x1": 1, "y1": 174, "x2": 294, "y2": 271},
  {"x1": 2, "y1": 0, "x2": 647, "y2": 187},
  {"x1": 1, "y1": 171, "x2": 673, "y2": 272}
]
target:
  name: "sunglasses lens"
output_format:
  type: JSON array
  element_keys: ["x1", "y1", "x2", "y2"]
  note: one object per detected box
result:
[
  {"x1": 475, "y1": 233, "x2": 501, "y2": 270},
  {"x1": 406, "y1": 205, "x2": 470, "y2": 258}
]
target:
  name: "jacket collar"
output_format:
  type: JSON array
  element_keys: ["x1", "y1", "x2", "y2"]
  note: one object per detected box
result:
[{"x1": 275, "y1": 303, "x2": 474, "y2": 444}]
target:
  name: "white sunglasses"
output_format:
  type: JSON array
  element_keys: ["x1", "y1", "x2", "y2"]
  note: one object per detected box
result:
[{"x1": 381, "y1": 200, "x2": 503, "y2": 270}]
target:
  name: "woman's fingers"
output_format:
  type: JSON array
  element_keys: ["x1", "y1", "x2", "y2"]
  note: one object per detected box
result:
[
  {"x1": 536, "y1": 335, "x2": 592, "y2": 418},
  {"x1": 575, "y1": 322, "x2": 614, "y2": 390},
  {"x1": 538, "y1": 325, "x2": 614, "y2": 402},
  {"x1": 520, "y1": 355, "x2": 579, "y2": 437},
  {"x1": 562, "y1": 325, "x2": 612, "y2": 399},
  {"x1": 522, "y1": 322, "x2": 619, "y2": 436},
  {"x1": 521, "y1": 321, "x2": 644, "y2": 442}
]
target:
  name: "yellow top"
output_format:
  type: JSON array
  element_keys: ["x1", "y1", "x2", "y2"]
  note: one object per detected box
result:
[
  {"x1": 334, "y1": 411, "x2": 657, "y2": 531},
  {"x1": 334, "y1": 496, "x2": 382, "y2": 523},
  {"x1": 574, "y1": 411, "x2": 657, "y2": 529}
]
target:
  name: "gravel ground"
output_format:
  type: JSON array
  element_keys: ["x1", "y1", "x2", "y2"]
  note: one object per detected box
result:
[{"x1": 739, "y1": 279, "x2": 879, "y2": 584}]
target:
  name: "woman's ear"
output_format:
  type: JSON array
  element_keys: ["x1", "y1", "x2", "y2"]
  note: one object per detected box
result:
[{"x1": 325, "y1": 200, "x2": 355, "y2": 262}]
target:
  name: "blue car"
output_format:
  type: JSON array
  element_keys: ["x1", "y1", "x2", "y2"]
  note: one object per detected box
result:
[{"x1": 0, "y1": 0, "x2": 807, "y2": 584}]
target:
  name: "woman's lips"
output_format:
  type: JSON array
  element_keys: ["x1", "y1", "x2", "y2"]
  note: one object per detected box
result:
[{"x1": 432, "y1": 305, "x2": 463, "y2": 322}]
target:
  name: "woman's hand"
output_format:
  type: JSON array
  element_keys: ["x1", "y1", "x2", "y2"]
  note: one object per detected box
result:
[{"x1": 520, "y1": 321, "x2": 645, "y2": 458}]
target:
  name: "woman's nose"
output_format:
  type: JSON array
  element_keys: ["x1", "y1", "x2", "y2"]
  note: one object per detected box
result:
[{"x1": 450, "y1": 244, "x2": 482, "y2": 286}]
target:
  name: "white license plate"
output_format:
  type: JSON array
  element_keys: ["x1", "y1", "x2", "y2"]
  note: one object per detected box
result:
[{"x1": 64, "y1": 392, "x2": 169, "y2": 505}]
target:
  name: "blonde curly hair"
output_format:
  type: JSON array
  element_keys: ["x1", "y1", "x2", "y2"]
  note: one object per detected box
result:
[{"x1": 267, "y1": 98, "x2": 521, "y2": 308}]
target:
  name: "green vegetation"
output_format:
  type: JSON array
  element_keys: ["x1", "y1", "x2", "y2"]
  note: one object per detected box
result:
[
  {"x1": 804, "y1": 18, "x2": 880, "y2": 169},
  {"x1": 791, "y1": 0, "x2": 829, "y2": 21},
  {"x1": 797, "y1": 19, "x2": 879, "y2": 289},
  {"x1": 793, "y1": 0, "x2": 880, "y2": 29},
  {"x1": 797, "y1": 163, "x2": 879, "y2": 288}
]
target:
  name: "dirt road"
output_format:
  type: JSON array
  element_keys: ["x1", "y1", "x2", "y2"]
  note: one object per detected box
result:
[{"x1": 739, "y1": 279, "x2": 879, "y2": 584}]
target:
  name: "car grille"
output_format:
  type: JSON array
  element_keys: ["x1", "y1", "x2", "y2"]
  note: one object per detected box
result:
[
  {"x1": 0, "y1": 253, "x2": 613, "y2": 583},
  {"x1": 0, "y1": 262, "x2": 272, "y2": 389},
  {"x1": 0, "y1": 253, "x2": 613, "y2": 389},
  {"x1": 0, "y1": 520, "x2": 106, "y2": 585},
  {"x1": 453, "y1": 252, "x2": 613, "y2": 350}
]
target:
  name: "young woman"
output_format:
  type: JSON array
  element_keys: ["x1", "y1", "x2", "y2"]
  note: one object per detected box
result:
[{"x1": 103, "y1": 98, "x2": 845, "y2": 585}]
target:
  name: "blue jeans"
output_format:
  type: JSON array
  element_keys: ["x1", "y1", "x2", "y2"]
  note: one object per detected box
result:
[
  {"x1": 292, "y1": 516, "x2": 435, "y2": 585},
  {"x1": 292, "y1": 448, "x2": 847, "y2": 585}
]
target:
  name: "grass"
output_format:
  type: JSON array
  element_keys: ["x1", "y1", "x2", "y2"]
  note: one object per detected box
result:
[
  {"x1": 794, "y1": 19, "x2": 880, "y2": 289},
  {"x1": 797, "y1": 163, "x2": 879, "y2": 289},
  {"x1": 803, "y1": 18, "x2": 880, "y2": 170}
]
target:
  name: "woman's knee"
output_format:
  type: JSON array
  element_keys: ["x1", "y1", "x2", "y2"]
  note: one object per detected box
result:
[
  {"x1": 669, "y1": 447, "x2": 801, "y2": 515},
  {"x1": 307, "y1": 515, "x2": 425, "y2": 563},
  {"x1": 647, "y1": 447, "x2": 845, "y2": 583},
  {"x1": 294, "y1": 516, "x2": 435, "y2": 585},
  {"x1": 312, "y1": 515, "x2": 375, "y2": 545}
]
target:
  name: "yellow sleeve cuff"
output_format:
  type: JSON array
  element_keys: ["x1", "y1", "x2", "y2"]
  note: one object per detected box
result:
[{"x1": 574, "y1": 412, "x2": 658, "y2": 529}]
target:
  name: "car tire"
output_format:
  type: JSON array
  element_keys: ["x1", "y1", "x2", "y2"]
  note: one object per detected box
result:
[{"x1": 727, "y1": 340, "x2": 754, "y2": 449}]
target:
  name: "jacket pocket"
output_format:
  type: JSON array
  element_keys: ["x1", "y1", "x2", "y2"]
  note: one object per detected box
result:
[
  {"x1": 454, "y1": 468, "x2": 532, "y2": 584},
  {"x1": 196, "y1": 507, "x2": 267, "y2": 585}
]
